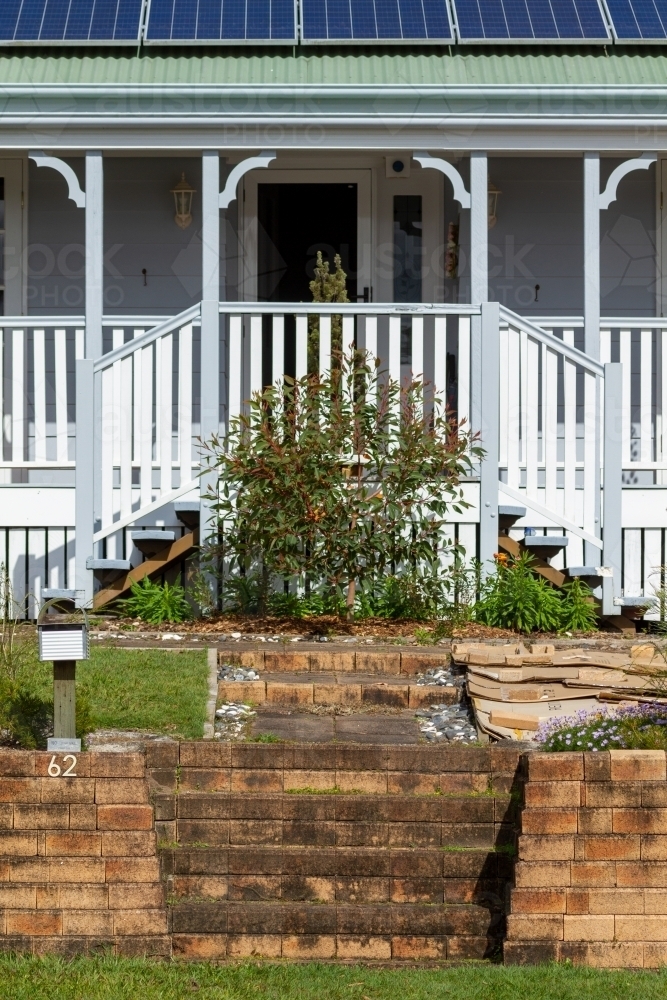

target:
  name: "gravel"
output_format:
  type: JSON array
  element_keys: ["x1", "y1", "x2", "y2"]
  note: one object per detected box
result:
[
  {"x1": 416, "y1": 702, "x2": 478, "y2": 743},
  {"x1": 214, "y1": 702, "x2": 256, "y2": 739},
  {"x1": 416, "y1": 667, "x2": 464, "y2": 689},
  {"x1": 218, "y1": 664, "x2": 261, "y2": 682}
]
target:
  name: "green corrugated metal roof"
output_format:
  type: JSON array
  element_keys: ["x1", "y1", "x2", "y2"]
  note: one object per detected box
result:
[{"x1": 0, "y1": 49, "x2": 667, "y2": 88}]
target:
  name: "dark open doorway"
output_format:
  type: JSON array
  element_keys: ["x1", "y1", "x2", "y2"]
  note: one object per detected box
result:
[{"x1": 257, "y1": 183, "x2": 358, "y2": 302}]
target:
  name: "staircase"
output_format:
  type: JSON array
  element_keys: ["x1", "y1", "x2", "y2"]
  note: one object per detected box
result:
[
  {"x1": 77, "y1": 301, "x2": 625, "y2": 620},
  {"x1": 150, "y1": 742, "x2": 521, "y2": 962}
]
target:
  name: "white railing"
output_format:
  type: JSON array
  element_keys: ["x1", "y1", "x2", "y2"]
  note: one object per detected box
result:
[
  {"x1": 0, "y1": 315, "x2": 184, "y2": 480},
  {"x1": 218, "y1": 301, "x2": 478, "y2": 430},
  {"x1": 535, "y1": 316, "x2": 667, "y2": 486},
  {"x1": 93, "y1": 305, "x2": 201, "y2": 544},
  {"x1": 497, "y1": 308, "x2": 605, "y2": 565}
]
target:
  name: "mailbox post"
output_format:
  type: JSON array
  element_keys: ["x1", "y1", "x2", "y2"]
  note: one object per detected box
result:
[{"x1": 38, "y1": 605, "x2": 89, "y2": 753}]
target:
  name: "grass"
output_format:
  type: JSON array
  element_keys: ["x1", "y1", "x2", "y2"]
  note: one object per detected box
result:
[
  {"x1": 0, "y1": 956, "x2": 666, "y2": 1000},
  {"x1": 21, "y1": 646, "x2": 209, "y2": 740}
]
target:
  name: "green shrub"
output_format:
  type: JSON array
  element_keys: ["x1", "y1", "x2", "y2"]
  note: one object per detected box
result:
[
  {"x1": 116, "y1": 577, "x2": 192, "y2": 625},
  {"x1": 476, "y1": 552, "x2": 598, "y2": 634}
]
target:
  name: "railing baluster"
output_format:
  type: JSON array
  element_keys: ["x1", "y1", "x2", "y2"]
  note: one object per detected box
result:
[
  {"x1": 179, "y1": 323, "x2": 193, "y2": 487},
  {"x1": 525, "y1": 336, "x2": 539, "y2": 500},
  {"x1": 100, "y1": 365, "x2": 114, "y2": 532},
  {"x1": 411, "y1": 316, "x2": 423, "y2": 383},
  {"x1": 563, "y1": 353, "x2": 577, "y2": 523},
  {"x1": 119, "y1": 355, "x2": 133, "y2": 519},
  {"x1": 544, "y1": 345, "x2": 559, "y2": 515},
  {"x1": 457, "y1": 316, "x2": 470, "y2": 431},
  {"x1": 506, "y1": 327, "x2": 520, "y2": 489},
  {"x1": 295, "y1": 315, "x2": 307, "y2": 380},
  {"x1": 158, "y1": 333, "x2": 173, "y2": 496},
  {"x1": 139, "y1": 344, "x2": 153, "y2": 509},
  {"x1": 12, "y1": 329, "x2": 24, "y2": 463},
  {"x1": 319, "y1": 315, "x2": 331, "y2": 376},
  {"x1": 498, "y1": 324, "x2": 509, "y2": 471},
  {"x1": 433, "y1": 316, "x2": 446, "y2": 420},
  {"x1": 388, "y1": 316, "x2": 400, "y2": 387},
  {"x1": 33, "y1": 328, "x2": 46, "y2": 463},
  {"x1": 250, "y1": 314, "x2": 262, "y2": 398},
  {"x1": 228, "y1": 315, "x2": 242, "y2": 427},
  {"x1": 641, "y1": 328, "x2": 652, "y2": 463},
  {"x1": 583, "y1": 370, "x2": 597, "y2": 535},
  {"x1": 272, "y1": 314, "x2": 285, "y2": 390},
  {"x1": 620, "y1": 328, "x2": 631, "y2": 465},
  {"x1": 54, "y1": 329, "x2": 68, "y2": 463},
  {"x1": 342, "y1": 314, "x2": 355, "y2": 362}
]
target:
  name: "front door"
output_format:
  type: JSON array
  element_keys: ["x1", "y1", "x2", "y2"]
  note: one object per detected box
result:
[
  {"x1": 241, "y1": 169, "x2": 372, "y2": 302},
  {"x1": 257, "y1": 182, "x2": 358, "y2": 302}
]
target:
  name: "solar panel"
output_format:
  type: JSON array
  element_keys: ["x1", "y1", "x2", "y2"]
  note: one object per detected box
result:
[
  {"x1": 300, "y1": 0, "x2": 453, "y2": 40},
  {"x1": 451, "y1": 0, "x2": 611, "y2": 40},
  {"x1": 0, "y1": 0, "x2": 144, "y2": 42},
  {"x1": 605, "y1": 0, "x2": 667, "y2": 38},
  {"x1": 144, "y1": 0, "x2": 297, "y2": 41}
]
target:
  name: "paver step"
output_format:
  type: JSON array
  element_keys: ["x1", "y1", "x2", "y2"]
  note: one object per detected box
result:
[
  {"x1": 154, "y1": 791, "x2": 516, "y2": 851},
  {"x1": 161, "y1": 844, "x2": 513, "y2": 893},
  {"x1": 218, "y1": 672, "x2": 459, "y2": 709},
  {"x1": 218, "y1": 648, "x2": 451, "y2": 676},
  {"x1": 166, "y1": 899, "x2": 504, "y2": 961}
]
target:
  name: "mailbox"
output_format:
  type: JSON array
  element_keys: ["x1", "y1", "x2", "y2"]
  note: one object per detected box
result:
[{"x1": 38, "y1": 622, "x2": 89, "y2": 662}]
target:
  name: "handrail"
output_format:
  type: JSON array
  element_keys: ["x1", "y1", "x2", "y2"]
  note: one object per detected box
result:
[
  {"x1": 0, "y1": 316, "x2": 85, "y2": 326},
  {"x1": 218, "y1": 302, "x2": 481, "y2": 316},
  {"x1": 499, "y1": 305, "x2": 604, "y2": 377},
  {"x1": 94, "y1": 302, "x2": 201, "y2": 371}
]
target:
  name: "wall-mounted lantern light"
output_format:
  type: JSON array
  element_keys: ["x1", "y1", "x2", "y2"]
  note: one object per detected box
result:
[
  {"x1": 171, "y1": 173, "x2": 196, "y2": 229},
  {"x1": 488, "y1": 183, "x2": 501, "y2": 229}
]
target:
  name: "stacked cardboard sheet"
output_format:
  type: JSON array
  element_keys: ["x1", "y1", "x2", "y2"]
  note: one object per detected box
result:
[{"x1": 451, "y1": 641, "x2": 667, "y2": 741}]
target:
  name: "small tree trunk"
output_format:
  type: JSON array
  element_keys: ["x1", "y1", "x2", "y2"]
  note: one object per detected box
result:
[
  {"x1": 258, "y1": 564, "x2": 270, "y2": 617},
  {"x1": 346, "y1": 578, "x2": 356, "y2": 622}
]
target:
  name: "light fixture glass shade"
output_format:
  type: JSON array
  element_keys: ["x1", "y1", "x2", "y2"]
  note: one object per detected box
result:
[
  {"x1": 171, "y1": 173, "x2": 196, "y2": 229},
  {"x1": 488, "y1": 183, "x2": 501, "y2": 229}
]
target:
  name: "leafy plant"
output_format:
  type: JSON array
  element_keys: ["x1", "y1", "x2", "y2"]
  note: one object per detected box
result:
[
  {"x1": 559, "y1": 578, "x2": 598, "y2": 632},
  {"x1": 116, "y1": 577, "x2": 192, "y2": 625},
  {"x1": 475, "y1": 552, "x2": 598, "y2": 634},
  {"x1": 308, "y1": 251, "x2": 349, "y2": 372},
  {"x1": 205, "y1": 350, "x2": 478, "y2": 620}
]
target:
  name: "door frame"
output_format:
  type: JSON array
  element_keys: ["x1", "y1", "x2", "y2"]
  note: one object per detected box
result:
[{"x1": 239, "y1": 168, "x2": 372, "y2": 301}]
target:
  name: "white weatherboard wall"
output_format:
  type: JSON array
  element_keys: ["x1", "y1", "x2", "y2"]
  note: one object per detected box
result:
[
  {"x1": 24, "y1": 155, "x2": 657, "y2": 319},
  {"x1": 457, "y1": 157, "x2": 655, "y2": 318}
]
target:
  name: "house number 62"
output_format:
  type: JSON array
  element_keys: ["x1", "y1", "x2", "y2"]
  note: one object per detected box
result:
[{"x1": 47, "y1": 755, "x2": 77, "y2": 777}]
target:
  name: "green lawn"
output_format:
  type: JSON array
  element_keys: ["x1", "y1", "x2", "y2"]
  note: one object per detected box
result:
[
  {"x1": 23, "y1": 646, "x2": 209, "y2": 740},
  {"x1": 0, "y1": 957, "x2": 664, "y2": 1000}
]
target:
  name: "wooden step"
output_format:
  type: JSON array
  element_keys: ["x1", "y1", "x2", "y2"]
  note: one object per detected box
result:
[
  {"x1": 218, "y1": 672, "x2": 459, "y2": 709},
  {"x1": 93, "y1": 529, "x2": 197, "y2": 609}
]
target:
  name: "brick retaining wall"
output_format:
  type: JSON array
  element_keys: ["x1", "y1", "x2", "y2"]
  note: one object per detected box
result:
[
  {"x1": 0, "y1": 743, "x2": 521, "y2": 961},
  {"x1": 7, "y1": 743, "x2": 667, "y2": 966},
  {"x1": 505, "y1": 750, "x2": 667, "y2": 969}
]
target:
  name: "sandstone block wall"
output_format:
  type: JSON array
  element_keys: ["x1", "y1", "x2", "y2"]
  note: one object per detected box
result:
[{"x1": 506, "y1": 749, "x2": 667, "y2": 969}]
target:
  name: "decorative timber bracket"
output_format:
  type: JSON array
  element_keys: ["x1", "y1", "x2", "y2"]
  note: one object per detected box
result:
[
  {"x1": 29, "y1": 151, "x2": 86, "y2": 208},
  {"x1": 219, "y1": 151, "x2": 276, "y2": 209},
  {"x1": 599, "y1": 152, "x2": 657, "y2": 210},
  {"x1": 412, "y1": 152, "x2": 471, "y2": 209}
]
